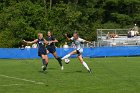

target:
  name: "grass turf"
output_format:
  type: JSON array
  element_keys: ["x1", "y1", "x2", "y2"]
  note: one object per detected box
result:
[{"x1": 0, "y1": 57, "x2": 140, "y2": 93}]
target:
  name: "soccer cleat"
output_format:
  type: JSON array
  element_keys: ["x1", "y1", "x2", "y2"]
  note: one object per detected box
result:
[
  {"x1": 61, "y1": 66, "x2": 64, "y2": 70},
  {"x1": 88, "y1": 69, "x2": 92, "y2": 73},
  {"x1": 42, "y1": 65, "x2": 47, "y2": 71}
]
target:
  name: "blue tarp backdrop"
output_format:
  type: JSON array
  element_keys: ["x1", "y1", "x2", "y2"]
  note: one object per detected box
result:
[{"x1": 0, "y1": 46, "x2": 140, "y2": 59}]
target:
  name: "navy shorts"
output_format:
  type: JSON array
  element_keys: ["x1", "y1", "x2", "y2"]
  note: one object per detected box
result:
[
  {"x1": 47, "y1": 46, "x2": 56, "y2": 54},
  {"x1": 38, "y1": 48, "x2": 47, "y2": 57}
]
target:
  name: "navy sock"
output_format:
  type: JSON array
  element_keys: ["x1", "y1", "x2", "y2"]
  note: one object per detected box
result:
[
  {"x1": 42, "y1": 59, "x2": 46, "y2": 65},
  {"x1": 46, "y1": 63, "x2": 48, "y2": 67},
  {"x1": 57, "y1": 57, "x2": 62, "y2": 66}
]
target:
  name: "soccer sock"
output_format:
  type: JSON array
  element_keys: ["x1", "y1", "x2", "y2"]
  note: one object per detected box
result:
[
  {"x1": 42, "y1": 59, "x2": 46, "y2": 65},
  {"x1": 61, "y1": 54, "x2": 71, "y2": 60},
  {"x1": 45, "y1": 63, "x2": 48, "y2": 68},
  {"x1": 56, "y1": 57, "x2": 63, "y2": 66},
  {"x1": 82, "y1": 61, "x2": 90, "y2": 71}
]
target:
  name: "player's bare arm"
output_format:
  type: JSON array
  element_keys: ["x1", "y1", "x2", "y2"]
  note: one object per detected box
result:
[
  {"x1": 65, "y1": 34, "x2": 71, "y2": 41},
  {"x1": 44, "y1": 39, "x2": 49, "y2": 45},
  {"x1": 84, "y1": 40, "x2": 92, "y2": 44},
  {"x1": 49, "y1": 39, "x2": 58, "y2": 44},
  {"x1": 52, "y1": 39, "x2": 58, "y2": 43},
  {"x1": 23, "y1": 39, "x2": 38, "y2": 44}
]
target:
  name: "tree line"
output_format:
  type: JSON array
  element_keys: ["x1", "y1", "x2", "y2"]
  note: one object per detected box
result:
[{"x1": 0, "y1": 0, "x2": 140, "y2": 47}]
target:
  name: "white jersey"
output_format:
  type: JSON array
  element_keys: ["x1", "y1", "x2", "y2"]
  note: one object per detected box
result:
[{"x1": 70, "y1": 37, "x2": 85, "y2": 53}]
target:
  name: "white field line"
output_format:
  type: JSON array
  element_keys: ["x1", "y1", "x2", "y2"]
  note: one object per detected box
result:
[
  {"x1": 0, "y1": 84, "x2": 23, "y2": 87},
  {"x1": 0, "y1": 74, "x2": 44, "y2": 85}
]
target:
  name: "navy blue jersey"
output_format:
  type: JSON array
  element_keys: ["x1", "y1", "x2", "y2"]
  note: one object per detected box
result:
[
  {"x1": 46, "y1": 36, "x2": 55, "y2": 47},
  {"x1": 37, "y1": 38, "x2": 47, "y2": 56},
  {"x1": 37, "y1": 38, "x2": 46, "y2": 50}
]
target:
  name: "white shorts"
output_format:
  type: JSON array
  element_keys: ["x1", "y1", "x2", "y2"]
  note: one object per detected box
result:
[{"x1": 76, "y1": 48, "x2": 83, "y2": 55}]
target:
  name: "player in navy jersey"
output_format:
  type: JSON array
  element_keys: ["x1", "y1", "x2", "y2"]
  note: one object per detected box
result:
[
  {"x1": 23, "y1": 33, "x2": 48, "y2": 71},
  {"x1": 46, "y1": 31, "x2": 63, "y2": 70}
]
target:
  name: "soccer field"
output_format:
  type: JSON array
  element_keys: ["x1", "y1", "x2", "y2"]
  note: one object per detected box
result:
[{"x1": 0, "y1": 57, "x2": 140, "y2": 93}]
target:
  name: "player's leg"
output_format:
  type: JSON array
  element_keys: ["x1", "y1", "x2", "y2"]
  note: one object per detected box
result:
[
  {"x1": 52, "y1": 51, "x2": 63, "y2": 68},
  {"x1": 61, "y1": 50, "x2": 77, "y2": 60},
  {"x1": 52, "y1": 51, "x2": 62, "y2": 66},
  {"x1": 41, "y1": 54, "x2": 48, "y2": 71},
  {"x1": 77, "y1": 54, "x2": 91, "y2": 73},
  {"x1": 41, "y1": 54, "x2": 48, "y2": 65},
  {"x1": 47, "y1": 48, "x2": 64, "y2": 70}
]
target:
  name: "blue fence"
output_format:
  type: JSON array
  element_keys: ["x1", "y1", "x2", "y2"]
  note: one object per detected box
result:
[{"x1": 0, "y1": 46, "x2": 140, "y2": 59}]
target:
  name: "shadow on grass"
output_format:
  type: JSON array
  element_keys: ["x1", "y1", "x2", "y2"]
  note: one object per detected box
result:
[
  {"x1": 48, "y1": 67, "x2": 57, "y2": 70},
  {"x1": 63, "y1": 70, "x2": 85, "y2": 74},
  {"x1": 38, "y1": 71, "x2": 47, "y2": 74}
]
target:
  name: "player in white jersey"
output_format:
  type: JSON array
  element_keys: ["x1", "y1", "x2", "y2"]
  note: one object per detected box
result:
[{"x1": 61, "y1": 33, "x2": 92, "y2": 73}]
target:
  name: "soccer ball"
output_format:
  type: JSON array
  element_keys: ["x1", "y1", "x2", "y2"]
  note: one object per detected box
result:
[{"x1": 64, "y1": 58, "x2": 70, "y2": 64}]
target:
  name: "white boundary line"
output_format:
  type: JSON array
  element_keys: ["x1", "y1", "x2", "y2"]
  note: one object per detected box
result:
[
  {"x1": 0, "y1": 84, "x2": 23, "y2": 87},
  {"x1": 0, "y1": 74, "x2": 44, "y2": 85}
]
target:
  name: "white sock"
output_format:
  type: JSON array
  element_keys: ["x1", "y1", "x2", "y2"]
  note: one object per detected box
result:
[
  {"x1": 61, "y1": 54, "x2": 71, "y2": 60},
  {"x1": 82, "y1": 61, "x2": 90, "y2": 70}
]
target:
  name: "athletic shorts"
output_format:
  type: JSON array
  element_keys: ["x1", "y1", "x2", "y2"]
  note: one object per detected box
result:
[
  {"x1": 38, "y1": 48, "x2": 47, "y2": 57},
  {"x1": 76, "y1": 48, "x2": 83, "y2": 56},
  {"x1": 47, "y1": 46, "x2": 56, "y2": 54}
]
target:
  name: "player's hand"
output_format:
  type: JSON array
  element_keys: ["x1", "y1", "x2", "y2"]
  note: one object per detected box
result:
[
  {"x1": 49, "y1": 41, "x2": 53, "y2": 44},
  {"x1": 23, "y1": 40, "x2": 26, "y2": 42},
  {"x1": 65, "y1": 34, "x2": 68, "y2": 37},
  {"x1": 23, "y1": 40, "x2": 28, "y2": 43},
  {"x1": 45, "y1": 41, "x2": 49, "y2": 45},
  {"x1": 89, "y1": 42, "x2": 92, "y2": 44},
  {"x1": 89, "y1": 42, "x2": 93, "y2": 44},
  {"x1": 47, "y1": 41, "x2": 52, "y2": 45},
  {"x1": 86, "y1": 41, "x2": 92, "y2": 44}
]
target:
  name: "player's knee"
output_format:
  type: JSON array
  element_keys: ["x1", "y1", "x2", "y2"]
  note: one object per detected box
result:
[
  {"x1": 69, "y1": 53, "x2": 73, "y2": 55},
  {"x1": 80, "y1": 60, "x2": 83, "y2": 63},
  {"x1": 41, "y1": 55, "x2": 45, "y2": 59},
  {"x1": 45, "y1": 59, "x2": 48, "y2": 63}
]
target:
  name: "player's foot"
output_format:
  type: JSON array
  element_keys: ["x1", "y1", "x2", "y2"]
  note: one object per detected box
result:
[
  {"x1": 88, "y1": 69, "x2": 92, "y2": 73},
  {"x1": 61, "y1": 66, "x2": 64, "y2": 70},
  {"x1": 42, "y1": 65, "x2": 47, "y2": 71}
]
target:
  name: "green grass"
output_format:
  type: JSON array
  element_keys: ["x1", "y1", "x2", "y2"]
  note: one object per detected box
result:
[{"x1": 0, "y1": 57, "x2": 140, "y2": 93}]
